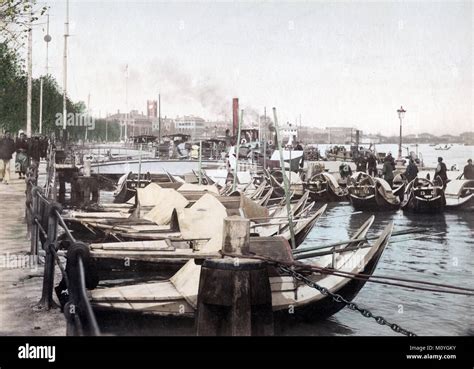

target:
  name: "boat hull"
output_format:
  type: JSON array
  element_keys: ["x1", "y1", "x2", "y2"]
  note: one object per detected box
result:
[
  {"x1": 402, "y1": 195, "x2": 445, "y2": 213},
  {"x1": 445, "y1": 195, "x2": 474, "y2": 211},
  {"x1": 278, "y1": 239, "x2": 387, "y2": 321},
  {"x1": 349, "y1": 194, "x2": 377, "y2": 210}
]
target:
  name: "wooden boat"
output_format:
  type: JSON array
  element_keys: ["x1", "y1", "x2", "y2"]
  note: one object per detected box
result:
[
  {"x1": 306, "y1": 172, "x2": 348, "y2": 202},
  {"x1": 392, "y1": 173, "x2": 406, "y2": 200},
  {"x1": 86, "y1": 205, "x2": 324, "y2": 275},
  {"x1": 268, "y1": 170, "x2": 305, "y2": 198},
  {"x1": 63, "y1": 188, "x2": 319, "y2": 247},
  {"x1": 401, "y1": 178, "x2": 446, "y2": 213},
  {"x1": 347, "y1": 173, "x2": 400, "y2": 210},
  {"x1": 88, "y1": 216, "x2": 393, "y2": 321},
  {"x1": 444, "y1": 179, "x2": 474, "y2": 211},
  {"x1": 434, "y1": 144, "x2": 452, "y2": 151},
  {"x1": 113, "y1": 172, "x2": 153, "y2": 203}
]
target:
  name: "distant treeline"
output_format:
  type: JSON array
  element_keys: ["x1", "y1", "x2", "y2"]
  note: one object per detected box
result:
[{"x1": 0, "y1": 42, "x2": 120, "y2": 141}]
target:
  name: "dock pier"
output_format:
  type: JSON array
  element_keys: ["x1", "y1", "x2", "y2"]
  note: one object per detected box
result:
[{"x1": 196, "y1": 217, "x2": 274, "y2": 336}]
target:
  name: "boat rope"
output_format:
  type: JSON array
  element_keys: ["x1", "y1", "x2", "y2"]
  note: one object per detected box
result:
[
  {"x1": 221, "y1": 251, "x2": 474, "y2": 296},
  {"x1": 278, "y1": 264, "x2": 417, "y2": 337},
  {"x1": 297, "y1": 263, "x2": 474, "y2": 296},
  {"x1": 219, "y1": 250, "x2": 473, "y2": 335}
]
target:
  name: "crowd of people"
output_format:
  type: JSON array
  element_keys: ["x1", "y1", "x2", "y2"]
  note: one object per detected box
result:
[
  {"x1": 341, "y1": 149, "x2": 474, "y2": 189},
  {"x1": 0, "y1": 130, "x2": 48, "y2": 185}
]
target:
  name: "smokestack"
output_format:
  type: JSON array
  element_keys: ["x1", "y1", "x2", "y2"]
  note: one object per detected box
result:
[{"x1": 232, "y1": 98, "x2": 239, "y2": 137}]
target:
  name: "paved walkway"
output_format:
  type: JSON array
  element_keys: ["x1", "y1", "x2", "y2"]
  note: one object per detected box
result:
[{"x1": 0, "y1": 177, "x2": 65, "y2": 335}]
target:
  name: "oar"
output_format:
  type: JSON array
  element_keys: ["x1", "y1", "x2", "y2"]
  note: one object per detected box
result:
[
  {"x1": 293, "y1": 228, "x2": 427, "y2": 255},
  {"x1": 323, "y1": 211, "x2": 363, "y2": 219},
  {"x1": 294, "y1": 231, "x2": 447, "y2": 260}
]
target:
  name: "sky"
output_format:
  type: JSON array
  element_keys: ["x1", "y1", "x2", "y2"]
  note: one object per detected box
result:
[{"x1": 23, "y1": 0, "x2": 473, "y2": 135}]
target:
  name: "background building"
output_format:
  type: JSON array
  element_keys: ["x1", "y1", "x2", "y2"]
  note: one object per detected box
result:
[
  {"x1": 147, "y1": 100, "x2": 158, "y2": 118},
  {"x1": 175, "y1": 115, "x2": 206, "y2": 138},
  {"x1": 106, "y1": 110, "x2": 153, "y2": 137}
]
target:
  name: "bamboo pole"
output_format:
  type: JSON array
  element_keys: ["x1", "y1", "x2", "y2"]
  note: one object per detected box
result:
[
  {"x1": 273, "y1": 108, "x2": 296, "y2": 249},
  {"x1": 293, "y1": 228, "x2": 430, "y2": 255},
  {"x1": 294, "y1": 231, "x2": 446, "y2": 260},
  {"x1": 198, "y1": 140, "x2": 202, "y2": 185},
  {"x1": 137, "y1": 143, "x2": 142, "y2": 188},
  {"x1": 232, "y1": 110, "x2": 243, "y2": 192}
]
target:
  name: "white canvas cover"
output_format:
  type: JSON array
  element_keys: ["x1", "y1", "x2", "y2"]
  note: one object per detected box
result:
[
  {"x1": 270, "y1": 150, "x2": 304, "y2": 161},
  {"x1": 445, "y1": 180, "x2": 468, "y2": 197},
  {"x1": 177, "y1": 183, "x2": 220, "y2": 195},
  {"x1": 169, "y1": 234, "x2": 223, "y2": 308},
  {"x1": 143, "y1": 189, "x2": 189, "y2": 225},
  {"x1": 177, "y1": 194, "x2": 227, "y2": 240},
  {"x1": 126, "y1": 183, "x2": 163, "y2": 206},
  {"x1": 375, "y1": 177, "x2": 393, "y2": 193}
]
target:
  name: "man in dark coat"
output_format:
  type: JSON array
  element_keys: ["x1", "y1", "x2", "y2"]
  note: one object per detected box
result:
[
  {"x1": 28, "y1": 136, "x2": 42, "y2": 164},
  {"x1": 356, "y1": 155, "x2": 367, "y2": 173},
  {"x1": 15, "y1": 132, "x2": 29, "y2": 179},
  {"x1": 382, "y1": 156, "x2": 394, "y2": 188},
  {"x1": 0, "y1": 131, "x2": 16, "y2": 184},
  {"x1": 367, "y1": 153, "x2": 377, "y2": 176},
  {"x1": 463, "y1": 159, "x2": 474, "y2": 180},
  {"x1": 405, "y1": 159, "x2": 419, "y2": 183},
  {"x1": 386, "y1": 152, "x2": 396, "y2": 170},
  {"x1": 435, "y1": 157, "x2": 448, "y2": 188}
]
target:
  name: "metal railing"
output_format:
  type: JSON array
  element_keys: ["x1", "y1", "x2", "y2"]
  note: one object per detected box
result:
[{"x1": 28, "y1": 186, "x2": 100, "y2": 336}]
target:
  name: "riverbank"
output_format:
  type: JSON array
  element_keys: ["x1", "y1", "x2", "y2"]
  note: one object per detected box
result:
[{"x1": 0, "y1": 178, "x2": 65, "y2": 336}]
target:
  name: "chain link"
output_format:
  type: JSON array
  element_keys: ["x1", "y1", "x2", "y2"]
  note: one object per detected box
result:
[{"x1": 279, "y1": 265, "x2": 417, "y2": 337}]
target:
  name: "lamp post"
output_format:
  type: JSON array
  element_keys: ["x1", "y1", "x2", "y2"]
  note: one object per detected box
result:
[
  {"x1": 39, "y1": 14, "x2": 51, "y2": 135},
  {"x1": 397, "y1": 106, "x2": 406, "y2": 160}
]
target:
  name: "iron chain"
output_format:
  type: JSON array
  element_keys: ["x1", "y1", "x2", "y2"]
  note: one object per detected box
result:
[{"x1": 279, "y1": 265, "x2": 417, "y2": 337}]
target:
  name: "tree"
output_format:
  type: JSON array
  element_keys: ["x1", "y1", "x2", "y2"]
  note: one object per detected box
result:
[
  {"x1": 0, "y1": 42, "x2": 81, "y2": 135},
  {"x1": 0, "y1": 0, "x2": 47, "y2": 46}
]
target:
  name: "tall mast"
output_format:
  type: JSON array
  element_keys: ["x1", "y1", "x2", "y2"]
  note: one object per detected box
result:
[
  {"x1": 26, "y1": 8, "x2": 33, "y2": 137},
  {"x1": 85, "y1": 93, "x2": 90, "y2": 141},
  {"x1": 39, "y1": 12, "x2": 50, "y2": 135},
  {"x1": 62, "y1": 0, "x2": 70, "y2": 131},
  {"x1": 124, "y1": 64, "x2": 128, "y2": 141},
  {"x1": 158, "y1": 93, "x2": 161, "y2": 142}
]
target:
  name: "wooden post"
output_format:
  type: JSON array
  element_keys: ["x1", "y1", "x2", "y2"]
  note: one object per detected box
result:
[
  {"x1": 30, "y1": 188, "x2": 39, "y2": 255},
  {"x1": 273, "y1": 108, "x2": 296, "y2": 249},
  {"x1": 196, "y1": 216, "x2": 274, "y2": 336},
  {"x1": 198, "y1": 140, "x2": 202, "y2": 185},
  {"x1": 222, "y1": 216, "x2": 250, "y2": 255},
  {"x1": 232, "y1": 110, "x2": 243, "y2": 192},
  {"x1": 37, "y1": 203, "x2": 59, "y2": 309}
]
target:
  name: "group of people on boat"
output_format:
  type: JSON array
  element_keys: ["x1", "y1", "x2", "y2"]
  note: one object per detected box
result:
[
  {"x1": 0, "y1": 130, "x2": 48, "y2": 184},
  {"x1": 463, "y1": 159, "x2": 474, "y2": 179},
  {"x1": 339, "y1": 149, "x2": 473, "y2": 190},
  {"x1": 353, "y1": 150, "x2": 378, "y2": 176}
]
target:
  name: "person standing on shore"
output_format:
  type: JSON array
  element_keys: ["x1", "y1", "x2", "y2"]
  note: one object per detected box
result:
[
  {"x1": 367, "y1": 153, "x2": 377, "y2": 177},
  {"x1": 435, "y1": 157, "x2": 448, "y2": 188},
  {"x1": 382, "y1": 156, "x2": 394, "y2": 188},
  {"x1": 0, "y1": 131, "x2": 16, "y2": 184},
  {"x1": 463, "y1": 159, "x2": 474, "y2": 179},
  {"x1": 15, "y1": 131, "x2": 29, "y2": 179},
  {"x1": 356, "y1": 155, "x2": 367, "y2": 173},
  {"x1": 386, "y1": 152, "x2": 396, "y2": 170},
  {"x1": 405, "y1": 158, "x2": 419, "y2": 183}
]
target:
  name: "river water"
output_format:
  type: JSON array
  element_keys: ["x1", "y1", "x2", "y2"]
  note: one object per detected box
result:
[
  {"x1": 97, "y1": 144, "x2": 473, "y2": 336},
  {"x1": 279, "y1": 144, "x2": 474, "y2": 336}
]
